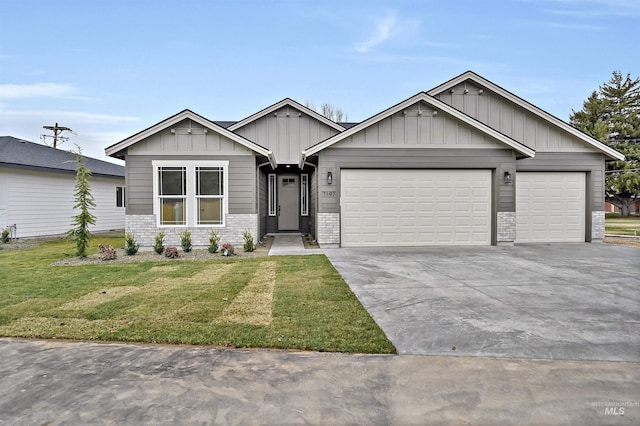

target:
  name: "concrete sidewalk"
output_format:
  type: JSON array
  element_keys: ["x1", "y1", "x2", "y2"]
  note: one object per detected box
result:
[
  {"x1": 268, "y1": 234, "x2": 323, "y2": 256},
  {"x1": 0, "y1": 339, "x2": 638, "y2": 425}
]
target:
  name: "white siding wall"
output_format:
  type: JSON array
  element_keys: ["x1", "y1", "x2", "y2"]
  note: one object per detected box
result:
[
  {"x1": 1, "y1": 167, "x2": 125, "y2": 238},
  {"x1": 0, "y1": 168, "x2": 7, "y2": 230}
]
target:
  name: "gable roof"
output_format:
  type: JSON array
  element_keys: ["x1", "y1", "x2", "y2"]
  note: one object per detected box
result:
[
  {"x1": 428, "y1": 71, "x2": 625, "y2": 161},
  {"x1": 228, "y1": 98, "x2": 346, "y2": 133},
  {"x1": 300, "y1": 92, "x2": 536, "y2": 166},
  {"x1": 0, "y1": 136, "x2": 124, "y2": 177},
  {"x1": 105, "y1": 109, "x2": 277, "y2": 168}
]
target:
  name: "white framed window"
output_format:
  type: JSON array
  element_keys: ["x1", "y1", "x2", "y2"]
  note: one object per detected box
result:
[
  {"x1": 268, "y1": 174, "x2": 276, "y2": 216},
  {"x1": 301, "y1": 174, "x2": 309, "y2": 216},
  {"x1": 152, "y1": 160, "x2": 229, "y2": 227},
  {"x1": 196, "y1": 166, "x2": 224, "y2": 225},
  {"x1": 116, "y1": 186, "x2": 126, "y2": 208}
]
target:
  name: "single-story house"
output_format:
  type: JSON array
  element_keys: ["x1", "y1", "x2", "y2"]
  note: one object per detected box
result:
[
  {"x1": 605, "y1": 201, "x2": 640, "y2": 215},
  {"x1": 105, "y1": 71, "x2": 624, "y2": 248},
  {"x1": 0, "y1": 136, "x2": 125, "y2": 238}
]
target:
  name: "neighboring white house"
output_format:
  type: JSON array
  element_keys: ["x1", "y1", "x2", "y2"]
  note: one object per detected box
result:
[{"x1": 0, "y1": 136, "x2": 125, "y2": 239}]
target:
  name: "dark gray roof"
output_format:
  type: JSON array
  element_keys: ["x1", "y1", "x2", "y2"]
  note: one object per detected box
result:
[
  {"x1": 213, "y1": 120, "x2": 237, "y2": 129},
  {"x1": 338, "y1": 122, "x2": 359, "y2": 129},
  {"x1": 0, "y1": 136, "x2": 125, "y2": 177}
]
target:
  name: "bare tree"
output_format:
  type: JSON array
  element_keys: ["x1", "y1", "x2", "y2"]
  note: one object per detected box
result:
[{"x1": 305, "y1": 101, "x2": 348, "y2": 122}]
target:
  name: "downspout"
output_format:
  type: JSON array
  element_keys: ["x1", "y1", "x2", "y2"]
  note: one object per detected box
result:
[{"x1": 256, "y1": 161, "x2": 273, "y2": 240}]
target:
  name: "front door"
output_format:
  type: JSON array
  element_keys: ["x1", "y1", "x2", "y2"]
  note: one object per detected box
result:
[{"x1": 278, "y1": 175, "x2": 299, "y2": 231}]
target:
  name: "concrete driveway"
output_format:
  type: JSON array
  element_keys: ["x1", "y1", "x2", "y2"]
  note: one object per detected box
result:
[{"x1": 324, "y1": 244, "x2": 640, "y2": 361}]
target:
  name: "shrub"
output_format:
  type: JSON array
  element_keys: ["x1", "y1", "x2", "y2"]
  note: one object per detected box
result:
[
  {"x1": 222, "y1": 242, "x2": 234, "y2": 256},
  {"x1": 164, "y1": 246, "x2": 179, "y2": 258},
  {"x1": 98, "y1": 243, "x2": 117, "y2": 261},
  {"x1": 208, "y1": 230, "x2": 220, "y2": 253},
  {"x1": 154, "y1": 231, "x2": 166, "y2": 255},
  {"x1": 1, "y1": 228, "x2": 9, "y2": 244},
  {"x1": 243, "y1": 229, "x2": 255, "y2": 252},
  {"x1": 124, "y1": 231, "x2": 139, "y2": 255},
  {"x1": 181, "y1": 230, "x2": 192, "y2": 253}
]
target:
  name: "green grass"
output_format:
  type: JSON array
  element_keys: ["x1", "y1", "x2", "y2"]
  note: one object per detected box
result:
[
  {"x1": 605, "y1": 215, "x2": 640, "y2": 236},
  {"x1": 0, "y1": 235, "x2": 395, "y2": 354}
]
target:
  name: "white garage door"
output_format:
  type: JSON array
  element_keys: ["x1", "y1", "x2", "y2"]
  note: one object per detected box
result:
[
  {"x1": 341, "y1": 169, "x2": 492, "y2": 247},
  {"x1": 516, "y1": 172, "x2": 585, "y2": 243}
]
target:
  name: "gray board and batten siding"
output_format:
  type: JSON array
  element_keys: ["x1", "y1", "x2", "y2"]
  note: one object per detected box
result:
[
  {"x1": 432, "y1": 81, "x2": 595, "y2": 154},
  {"x1": 232, "y1": 106, "x2": 341, "y2": 164}
]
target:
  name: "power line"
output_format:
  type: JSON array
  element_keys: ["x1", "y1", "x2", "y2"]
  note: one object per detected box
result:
[{"x1": 41, "y1": 123, "x2": 73, "y2": 148}]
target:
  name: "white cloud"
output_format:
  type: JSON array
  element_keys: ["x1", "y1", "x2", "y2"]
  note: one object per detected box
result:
[
  {"x1": 0, "y1": 108, "x2": 139, "y2": 124},
  {"x1": 354, "y1": 10, "x2": 399, "y2": 53},
  {"x1": 0, "y1": 83, "x2": 77, "y2": 100}
]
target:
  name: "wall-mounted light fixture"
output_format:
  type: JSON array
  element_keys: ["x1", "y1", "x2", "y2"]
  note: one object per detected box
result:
[
  {"x1": 170, "y1": 129, "x2": 175, "y2": 134},
  {"x1": 327, "y1": 171, "x2": 333, "y2": 185},
  {"x1": 503, "y1": 171, "x2": 512, "y2": 184},
  {"x1": 187, "y1": 129, "x2": 192, "y2": 134},
  {"x1": 432, "y1": 110, "x2": 438, "y2": 116},
  {"x1": 450, "y1": 89, "x2": 455, "y2": 93},
  {"x1": 203, "y1": 129, "x2": 208, "y2": 134},
  {"x1": 464, "y1": 89, "x2": 469, "y2": 94},
  {"x1": 478, "y1": 89, "x2": 484, "y2": 95}
]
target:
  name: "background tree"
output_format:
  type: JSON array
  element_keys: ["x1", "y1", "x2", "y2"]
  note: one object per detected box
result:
[
  {"x1": 305, "y1": 101, "x2": 348, "y2": 122},
  {"x1": 67, "y1": 147, "x2": 96, "y2": 256},
  {"x1": 570, "y1": 71, "x2": 640, "y2": 216}
]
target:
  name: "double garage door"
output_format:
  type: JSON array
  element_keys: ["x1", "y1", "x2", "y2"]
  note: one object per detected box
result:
[
  {"x1": 341, "y1": 170, "x2": 492, "y2": 247},
  {"x1": 340, "y1": 170, "x2": 586, "y2": 247}
]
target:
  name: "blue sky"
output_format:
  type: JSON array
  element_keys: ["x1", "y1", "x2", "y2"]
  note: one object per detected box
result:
[{"x1": 1, "y1": 0, "x2": 638, "y2": 163}]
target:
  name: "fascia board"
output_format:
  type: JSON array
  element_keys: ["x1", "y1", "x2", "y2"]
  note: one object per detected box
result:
[
  {"x1": 228, "y1": 98, "x2": 346, "y2": 132},
  {"x1": 303, "y1": 93, "x2": 535, "y2": 158},
  {"x1": 429, "y1": 71, "x2": 625, "y2": 161},
  {"x1": 105, "y1": 110, "x2": 275, "y2": 160}
]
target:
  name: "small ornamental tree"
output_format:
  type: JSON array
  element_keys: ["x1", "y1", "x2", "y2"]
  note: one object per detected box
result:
[{"x1": 67, "y1": 148, "x2": 96, "y2": 257}]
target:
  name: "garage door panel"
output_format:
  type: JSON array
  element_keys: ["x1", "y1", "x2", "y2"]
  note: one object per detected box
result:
[
  {"x1": 341, "y1": 169, "x2": 491, "y2": 247},
  {"x1": 516, "y1": 172, "x2": 585, "y2": 243}
]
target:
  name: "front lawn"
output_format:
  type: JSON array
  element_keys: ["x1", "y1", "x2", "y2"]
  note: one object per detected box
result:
[
  {"x1": 0, "y1": 236, "x2": 395, "y2": 354},
  {"x1": 605, "y1": 215, "x2": 640, "y2": 236}
]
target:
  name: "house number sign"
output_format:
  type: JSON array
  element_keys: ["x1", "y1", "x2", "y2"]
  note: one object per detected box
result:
[{"x1": 322, "y1": 191, "x2": 336, "y2": 197}]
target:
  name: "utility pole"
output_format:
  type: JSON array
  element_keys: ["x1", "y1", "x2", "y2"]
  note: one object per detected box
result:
[{"x1": 41, "y1": 123, "x2": 72, "y2": 148}]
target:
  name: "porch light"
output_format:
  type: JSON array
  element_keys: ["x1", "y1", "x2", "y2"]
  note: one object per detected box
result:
[
  {"x1": 327, "y1": 171, "x2": 333, "y2": 185},
  {"x1": 503, "y1": 171, "x2": 512, "y2": 184}
]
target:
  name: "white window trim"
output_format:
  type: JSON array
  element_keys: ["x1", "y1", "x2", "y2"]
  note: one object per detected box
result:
[
  {"x1": 152, "y1": 160, "x2": 229, "y2": 228},
  {"x1": 301, "y1": 174, "x2": 309, "y2": 216},
  {"x1": 268, "y1": 174, "x2": 277, "y2": 216}
]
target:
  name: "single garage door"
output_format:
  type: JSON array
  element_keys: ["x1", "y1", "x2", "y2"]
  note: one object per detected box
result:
[
  {"x1": 516, "y1": 172, "x2": 585, "y2": 243},
  {"x1": 341, "y1": 169, "x2": 492, "y2": 247}
]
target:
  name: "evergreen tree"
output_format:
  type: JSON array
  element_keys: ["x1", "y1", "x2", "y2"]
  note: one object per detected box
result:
[
  {"x1": 67, "y1": 148, "x2": 97, "y2": 256},
  {"x1": 570, "y1": 71, "x2": 640, "y2": 216}
]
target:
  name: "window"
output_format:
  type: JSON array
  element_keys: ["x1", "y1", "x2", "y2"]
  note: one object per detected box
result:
[
  {"x1": 196, "y1": 167, "x2": 224, "y2": 225},
  {"x1": 116, "y1": 186, "x2": 126, "y2": 208},
  {"x1": 158, "y1": 167, "x2": 186, "y2": 225},
  {"x1": 153, "y1": 161, "x2": 228, "y2": 227},
  {"x1": 301, "y1": 174, "x2": 309, "y2": 216},
  {"x1": 268, "y1": 174, "x2": 276, "y2": 216}
]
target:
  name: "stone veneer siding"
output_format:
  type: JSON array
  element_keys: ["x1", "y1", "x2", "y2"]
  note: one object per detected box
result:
[
  {"x1": 497, "y1": 211, "x2": 516, "y2": 244},
  {"x1": 125, "y1": 214, "x2": 258, "y2": 249},
  {"x1": 317, "y1": 212, "x2": 340, "y2": 245},
  {"x1": 591, "y1": 211, "x2": 605, "y2": 242}
]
